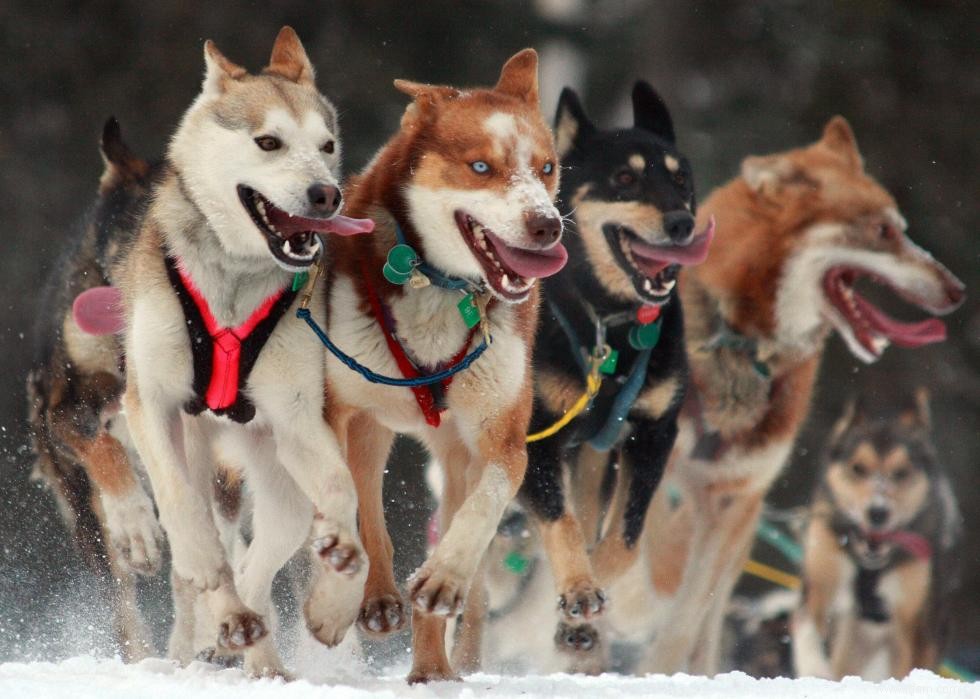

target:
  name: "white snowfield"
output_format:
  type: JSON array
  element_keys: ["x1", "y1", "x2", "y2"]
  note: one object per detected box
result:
[{"x1": 1, "y1": 657, "x2": 977, "y2": 699}]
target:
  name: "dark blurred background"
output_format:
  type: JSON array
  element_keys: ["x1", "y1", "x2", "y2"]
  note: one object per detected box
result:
[{"x1": 0, "y1": 0, "x2": 976, "y2": 668}]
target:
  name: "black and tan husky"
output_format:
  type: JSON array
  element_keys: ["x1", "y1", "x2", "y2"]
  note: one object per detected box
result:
[
  {"x1": 793, "y1": 389, "x2": 961, "y2": 679},
  {"x1": 468, "y1": 82, "x2": 712, "y2": 666}
]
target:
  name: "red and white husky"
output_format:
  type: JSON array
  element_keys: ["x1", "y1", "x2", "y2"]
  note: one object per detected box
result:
[{"x1": 322, "y1": 49, "x2": 567, "y2": 682}]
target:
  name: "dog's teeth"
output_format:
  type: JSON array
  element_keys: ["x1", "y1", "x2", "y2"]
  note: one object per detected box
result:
[
  {"x1": 871, "y1": 336, "x2": 889, "y2": 354},
  {"x1": 283, "y1": 239, "x2": 293, "y2": 255},
  {"x1": 662, "y1": 279, "x2": 676, "y2": 291},
  {"x1": 643, "y1": 279, "x2": 653, "y2": 292},
  {"x1": 257, "y1": 200, "x2": 266, "y2": 215}
]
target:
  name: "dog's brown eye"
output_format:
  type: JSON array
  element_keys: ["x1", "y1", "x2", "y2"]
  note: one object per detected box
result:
[
  {"x1": 892, "y1": 468, "x2": 911, "y2": 483},
  {"x1": 673, "y1": 172, "x2": 686, "y2": 186},
  {"x1": 254, "y1": 136, "x2": 281, "y2": 152},
  {"x1": 615, "y1": 169, "x2": 636, "y2": 187},
  {"x1": 850, "y1": 462, "x2": 869, "y2": 478},
  {"x1": 878, "y1": 222, "x2": 897, "y2": 240},
  {"x1": 322, "y1": 140, "x2": 335, "y2": 154}
]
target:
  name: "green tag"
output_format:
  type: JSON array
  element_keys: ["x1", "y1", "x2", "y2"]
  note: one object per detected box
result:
[
  {"x1": 599, "y1": 348, "x2": 619, "y2": 375},
  {"x1": 291, "y1": 271, "x2": 309, "y2": 292},
  {"x1": 387, "y1": 244, "x2": 418, "y2": 275},
  {"x1": 753, "y1": 360, "x2": 771, "y2": 379},
  {"x1": 457, "y1": 293, "x2": 481, "y2": 328},
  {"x1": 383, "y1": 262, "x2": 412, "y2": 285},
  {"x1": 628, "y1": 318, "x2": 662, "y2": 350},
  {"x1": 504, "y1": 550, "x2": 530, "y2": 575}
]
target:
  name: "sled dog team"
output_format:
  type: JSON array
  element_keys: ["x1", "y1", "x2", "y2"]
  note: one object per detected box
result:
[{"x1": 27, "y1": 27, "x2": 965, "y2": 683}]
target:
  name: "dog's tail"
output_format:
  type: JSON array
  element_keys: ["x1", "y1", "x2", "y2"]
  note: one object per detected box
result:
[
  {"x1": 25, "y1": 368, "x2": 113, "y2": 581},
  {"x1": 98, "y1": 117, "x2": 151, "y2": 196}
]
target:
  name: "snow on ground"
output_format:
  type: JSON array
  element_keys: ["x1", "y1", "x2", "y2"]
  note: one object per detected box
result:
[{"x1": 0, "y1": 657, "x2": 977, "y2": 699}]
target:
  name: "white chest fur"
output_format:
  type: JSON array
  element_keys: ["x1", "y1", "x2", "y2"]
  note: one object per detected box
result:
[{"x1": 326, "y1": 274, "x2": 527, "y2": 433}]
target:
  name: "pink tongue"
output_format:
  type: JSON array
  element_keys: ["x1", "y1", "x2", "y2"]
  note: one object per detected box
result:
[
  {"x1": 629, "y1": 215, "x2": 716, "y2": 273},
  {"x1": 855, "y1": 295, "x2": 947, "y2": 347},
  {"x1": 486, "y1": 232, "x2": 568, "y2": 279},
  {"x1": 73, "y1": 286, "x2": 125, "y2": 335},
  {"x1": 266, "y1": 208, "x2": 375, "y2": 237}
]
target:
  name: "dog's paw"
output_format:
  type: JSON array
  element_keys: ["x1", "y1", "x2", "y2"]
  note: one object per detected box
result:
[
  {"x1": 408, "y1": 564, "x2": 466, "y2": 617},
  {"x1": 555, "y1": 621, "x2": 600, "y2": 653},
  {"x1": 244, "y1": 643, "x2": 292, "y2": 680},
  {"x1": 216, "y1": 611, "x2": 266, "y2": 652},
  {"x1": 557, "y1": 581, "x2": 606, "y2": 621},
  {"x1": 303, "y1": 566, "x2": 362, "y2": 648},
  {"x1": 407, "y1": 664, "x2": 461, "y2": 685},
  {"x1": 358, "y1": 592, "x2": 406, "y2": 635},
  {"x1": 101, "y1": 487, "x2": 164, "y2": 576},
  {"x1": 195, "y1": 646, "x2": 244, "y2": 669},
  {"x1": 311, "y1": 519, "x2": 365, "y2": 577}
]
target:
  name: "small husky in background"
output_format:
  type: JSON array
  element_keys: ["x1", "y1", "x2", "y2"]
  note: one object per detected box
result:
[
  {"x1": 793, "y1": 389, "x2": 961, "y2": 680},
  {"x1": 117, "y1": 28, "x2": 373, "y2": 677},
  {"x1": 26, "y1": 118, "x2": 163, "y2": 660}
]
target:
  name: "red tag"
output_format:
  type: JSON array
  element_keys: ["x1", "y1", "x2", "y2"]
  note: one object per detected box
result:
[{"x1": 637, "y1": 304, "x2": 661, "y2": 325}]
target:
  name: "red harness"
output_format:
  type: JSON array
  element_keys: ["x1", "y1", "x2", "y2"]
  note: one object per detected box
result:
[
  {"x1": 165, "y1": 256, "x2": 296, "y2": 423},
  {"x1": 178, "y1": 267, "x2": 285, "y2": 411},
  {"x1": 359, "y1": 263, "x2": 477, "y2": 428}
]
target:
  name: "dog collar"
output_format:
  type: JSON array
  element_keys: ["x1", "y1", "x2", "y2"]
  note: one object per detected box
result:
[
  {"x1": 383, "y1": 222, "x2": 484, "y2": 294},
  {"x1": 165, "y1": 256, "x2": 297, "y2": 423}
]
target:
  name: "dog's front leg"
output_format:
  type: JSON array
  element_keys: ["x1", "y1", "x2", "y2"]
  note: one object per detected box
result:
[
  {"x1": 407, "y1": 410, "x2": 529, "y2": 683},
  {"x1": 521, "y1": 434, "x2": 606, "y2": 628},
  {"x1": 123, "y1": 392, "x2": 265, "y2": 655},
  {"x1": 339, "y1": 412, "x2": 403, "y2": 637}
]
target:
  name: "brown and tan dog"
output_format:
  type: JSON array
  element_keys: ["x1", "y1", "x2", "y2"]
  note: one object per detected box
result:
[
  {"x1": 632, "y1": 116, "x2": 965, "y2": 674},
  {"x1": 322, "y1": 50, "x2": 567, "y2": 682},
  {"x1": 26, "y1": 118, "x2": 163, "y2": 660},
  {"x1": 792, "y1": 390, "x2": 961, "y2": 679}
]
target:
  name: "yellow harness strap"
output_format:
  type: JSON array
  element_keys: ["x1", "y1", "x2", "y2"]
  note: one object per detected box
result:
[{"x1": 526, "y1": 347, "x2": 608, "y2": 443}]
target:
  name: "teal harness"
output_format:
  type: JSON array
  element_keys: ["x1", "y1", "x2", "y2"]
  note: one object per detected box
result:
[{"x1": 546, "y1": 297, "x2": 658, "y2": 452}]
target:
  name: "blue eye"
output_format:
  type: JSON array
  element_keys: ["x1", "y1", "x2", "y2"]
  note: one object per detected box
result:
[
  {"x1": 471, "y1": 161, "x2": 490, "y2": 174},
  {"x1": 543, "y1": 162, "x2": 554, "y2": 175}
]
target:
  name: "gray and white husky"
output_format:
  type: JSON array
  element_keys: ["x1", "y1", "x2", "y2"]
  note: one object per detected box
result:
[{"x1": 117, "y1": 27, "x2": 373, "y2": 677}]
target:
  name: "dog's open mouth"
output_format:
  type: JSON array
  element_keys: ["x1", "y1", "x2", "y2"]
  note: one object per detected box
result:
[
  {"x1": 822, "y1": 266, "x2": 949, "y2": 361},
  {"x1": 603, "y1": 216, "x2": 715, "y2": 303},
  {"x1": 237, "y1": 185, "x2": 374, "y2": 271},
  {"x1": 455, "y1": 211, "x2": 568, "y2": 301}
]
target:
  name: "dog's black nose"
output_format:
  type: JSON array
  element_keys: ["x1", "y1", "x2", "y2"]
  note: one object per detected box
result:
[
  {"x1": 664, "y1": 210, "x2": 695, "y2": 243},
  {"x1": 307, "y1": 183, "x2": 342, "y2": 215},
  {"x1": 867, "y1": 506, "x2": 890, "y2": 527},
  {"x1": 525, "y1": 213, "x2": 562, "y2": 245}
]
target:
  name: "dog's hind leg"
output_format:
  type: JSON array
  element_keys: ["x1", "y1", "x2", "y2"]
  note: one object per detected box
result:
[
  {"x1": 592, "y1": 412, "x2": 677, "y2": 587},
  {"x1": 235, "y1": 454, "x2": 311, "y2": 678},
  {"x1": 124, "y1": 390, "x2": 265, "y2": 654}
]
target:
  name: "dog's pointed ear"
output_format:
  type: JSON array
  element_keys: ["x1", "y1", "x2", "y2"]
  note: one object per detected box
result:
[
  {"x1": 820, "y1": 115, "x2": 863, "y2": 171},
  {"x1": 554, "y1": 87, "x2": 594, "y2": 158},
  {"x1": 632, "y1": 81, "x2": 675, "y2": 143},
  {"x1": 264, "y1": 26, "x2": 315, "y2": 85},
  {"x1": 203, "y1": 39, "x2": 247, "y2": 96},
  {"x1": 741, "y1": 153, "x2": 793, "y2": 195},
  {"x1": 393, "y1": 79, "x2": 461, "y2": 126},
  {"x1": 830, "y1": 396, "x2": 864, "y2": 444},
  {"x1": 900, "y1": 387, "x2": 932, "y2": 431},
  {"x1": 495, "y1": 49, "x2": 539, "y2": 104}
]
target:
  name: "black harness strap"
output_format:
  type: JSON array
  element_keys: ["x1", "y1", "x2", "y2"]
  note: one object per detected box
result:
[{"x1": 164, "y1": 255, "x2": 298, "y2": 424}]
